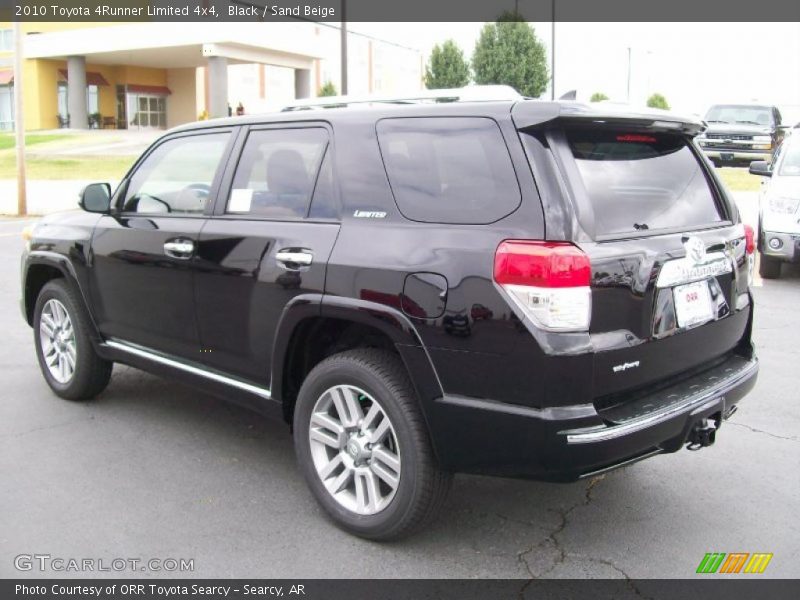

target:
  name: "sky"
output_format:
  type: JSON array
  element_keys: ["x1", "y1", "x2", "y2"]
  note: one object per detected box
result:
[{"x1": 350, "y1": 22, "x2": 800, "y2": 124}]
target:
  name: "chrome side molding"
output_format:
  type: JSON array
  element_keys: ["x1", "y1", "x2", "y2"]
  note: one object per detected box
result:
[{"x1": 104, "y1": 339, "x2": 272, "y2": 400}]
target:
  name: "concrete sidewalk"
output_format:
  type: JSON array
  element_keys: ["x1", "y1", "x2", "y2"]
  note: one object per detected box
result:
[{"x1": 0, "y1": 180, "x2": 119, "y2": 215}]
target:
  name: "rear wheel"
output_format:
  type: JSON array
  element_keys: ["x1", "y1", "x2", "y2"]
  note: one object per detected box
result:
[
  {"x1": 293, "y1": 348, "x2": 451, "y2": 540},
  {"x1": 33, "y1": 279, "x2": 112, "y2": 400},
  {"x1": 758, "y1": 254, "x2": 781, "y2": 279}
]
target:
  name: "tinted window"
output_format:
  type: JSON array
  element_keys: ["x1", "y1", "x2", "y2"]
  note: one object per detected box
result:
[
  {"x1": 565, "y1": 129, "x2": 723, "y2": 236},
  {"x1": 377, "y1": 117, "x2": 520, "y2": 224},
  {"x1": 122, "y1": 133, "x2": 229, "y2": 214},
  {"x1": 704, "y1": 105, "x2": 774, "y2": 127},
  {"x1": 308, "y1": 149, "x2": 338, "y2": 219},
  {"x1": 227, "y1": 128, "x2": 328, "y2": 219},
  {"x1": 778, "y1": 140, "x2": 800, "y2": 176}
]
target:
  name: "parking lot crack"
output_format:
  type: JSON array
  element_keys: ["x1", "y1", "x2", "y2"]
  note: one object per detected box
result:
[
  {"x1": 517, "y1": 475, "x2": 605, "y2": 596},
  {"x1": 727, "y1": 421, "x2": 799, "y2": 443}
]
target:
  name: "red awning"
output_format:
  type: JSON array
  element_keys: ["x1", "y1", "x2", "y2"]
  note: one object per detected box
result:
[
  {"x1": 126, "y1": 84, "x2": 171, "y2": 96},
  {"x1": 58, "y1": 69, "x2": 110, "y2": 86},
  {"x1": 0, "y1": 70, "x2": 14, "y2": 85}
]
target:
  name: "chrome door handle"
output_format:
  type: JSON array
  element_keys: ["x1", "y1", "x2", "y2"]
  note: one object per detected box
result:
[
  {"x1": 276, "y1": 250, "x2": 313, "y2": 268},
  {"x1": 164, "y1": 239, "x2": 194, "y2": 259}
]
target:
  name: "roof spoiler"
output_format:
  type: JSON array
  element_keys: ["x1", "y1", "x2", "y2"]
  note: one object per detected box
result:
[{"x1": 511, "y1": 101, "x2": 706, "y2": 136}]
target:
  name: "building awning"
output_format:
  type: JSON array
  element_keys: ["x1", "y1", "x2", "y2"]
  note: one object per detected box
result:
[
  {"x1": 126, "y1": 84, "x2": 171, "y2": 96},
  {"x1": 0, "y1": 70, "x2": 14, "y2": 85},
  {"x1": 58, "y1": 69, "x2": 110, "y2": 86}
]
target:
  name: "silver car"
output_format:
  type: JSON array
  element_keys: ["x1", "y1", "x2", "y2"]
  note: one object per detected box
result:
[{"x1": 749, "y1": 133, "x2": 800, "y2": 278}]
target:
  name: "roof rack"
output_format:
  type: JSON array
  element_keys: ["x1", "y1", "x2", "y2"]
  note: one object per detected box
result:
[{"x1": 281, "y1": 85, "x2": 523, "y2": 112}]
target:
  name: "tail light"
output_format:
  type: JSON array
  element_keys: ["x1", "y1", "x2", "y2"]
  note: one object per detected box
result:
[
  {"x1": 494, "y1": 241, "x2": 592, "y2": 331},
  {"x1": 743, "y1": 224, "x2": 755, "y2": 255}
]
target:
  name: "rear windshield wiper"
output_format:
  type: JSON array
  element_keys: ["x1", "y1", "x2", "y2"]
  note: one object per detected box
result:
[
  {"x1": 706, "y1": 120, "x2": 729, "y2": 123},
  {"x1": 735, "y1": 120, "x2": 763, "y2": 125}
]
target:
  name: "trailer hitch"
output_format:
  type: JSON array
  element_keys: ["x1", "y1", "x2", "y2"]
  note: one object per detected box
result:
[{"x1": 687, "y1": 417, "x2": 718, "y2": 451}]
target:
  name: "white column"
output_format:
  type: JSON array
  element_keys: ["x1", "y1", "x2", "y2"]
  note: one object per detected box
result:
[
  {"x1": 294, "y1": 68, "x2": 311, "y2": 99},
  {"x1": 67, "y1": 56, "x2": 87, "y2": 129},
  {"x1": 207, "y1": 56, "x2": 228, "y2": 119}
]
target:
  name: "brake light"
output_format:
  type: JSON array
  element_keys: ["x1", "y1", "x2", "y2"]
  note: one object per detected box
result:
[
  {"x1": 616, "y1": 134, "x2": 657, "y2": 143},
  {"x1": 494, "y1": 241, "x2": 592, "y2": 331},
  {"x1": 743, "y1": 224, "x2": 755, "y2": 255}
]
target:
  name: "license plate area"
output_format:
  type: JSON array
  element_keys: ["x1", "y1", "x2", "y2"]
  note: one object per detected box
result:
[
  {"x1": 720, "y1": 152, "x2": 734, "y2": 161},
  {"x1": 673, "y1": 280, "x2": 714, "y2": 329}
]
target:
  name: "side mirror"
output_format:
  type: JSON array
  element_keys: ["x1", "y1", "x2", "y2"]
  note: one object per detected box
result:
[
  {"x1": 80, "y1": 183, "x2": 112, "y2": 213},
  {"x1": 748, "y1": 161, "x2": 772, "y2": 177}
]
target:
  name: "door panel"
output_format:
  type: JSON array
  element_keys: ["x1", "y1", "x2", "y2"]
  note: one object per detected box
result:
[
  {"x1": 89, "y1": 216, "x2": 205, "y2": 358},
  {"x1": 194, "y1": 219, "x2": 339, "y2": 383},
  {"x1": 88, "y1": 130, "x2": 234, "y2": 359}
]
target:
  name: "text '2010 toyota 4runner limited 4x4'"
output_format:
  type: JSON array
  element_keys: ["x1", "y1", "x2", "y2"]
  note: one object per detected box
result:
[{"x1": 21, "y1": 93, "x2": 758, "y2": 540}]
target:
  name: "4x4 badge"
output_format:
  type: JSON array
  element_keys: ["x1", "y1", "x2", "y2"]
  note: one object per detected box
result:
[{"x1": 684, "y1": 236, "x2": 706, "y2": 265}]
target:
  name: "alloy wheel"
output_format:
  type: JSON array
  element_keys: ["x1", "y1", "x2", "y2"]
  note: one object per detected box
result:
[{"x1": 308, "y1": 384, "x2": 402, "y2": 515}]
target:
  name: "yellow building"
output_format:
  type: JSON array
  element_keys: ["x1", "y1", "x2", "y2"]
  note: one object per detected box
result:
[
  {"x1": 0, "y1": 21, "x2": 422, "y2": 131},
  {"x1": 0, "y1": 21, "x2": 325, "y2": 131}
]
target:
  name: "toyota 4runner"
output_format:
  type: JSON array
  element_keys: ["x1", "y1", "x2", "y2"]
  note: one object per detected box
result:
[{"x1": 21, "y1": 95, "x2": 759, "y2": 540}]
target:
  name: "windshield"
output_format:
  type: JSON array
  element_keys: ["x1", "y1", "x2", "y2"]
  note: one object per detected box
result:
[
  {"x1": 564, "y1": 129, "x2": 724, "y2": 236},
  {"x1": 704, "y1": 105, "x2": 773, "y2": 126},
  {"x1": 778, "y1": 141, "x2": 800, "y2": 176}
]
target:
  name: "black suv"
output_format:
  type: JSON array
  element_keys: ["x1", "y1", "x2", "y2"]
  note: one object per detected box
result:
[
  {"x1": 21, "y1": 99, "x2": 758, "y2": 540},
  {"x1": 696, "y1": 103, "x2": 786, "y2": 166}
]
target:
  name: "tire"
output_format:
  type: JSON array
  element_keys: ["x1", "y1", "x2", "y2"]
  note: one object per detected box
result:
[
  {"x1": 758, "y1": 254, "x2": 781, "y2": 279},
  {"x1": 33, "y1": 279, "x2": 113, "y2": 400},
  {"x1": 293, "y1": 348, "x2": 452, "y2": 541}
]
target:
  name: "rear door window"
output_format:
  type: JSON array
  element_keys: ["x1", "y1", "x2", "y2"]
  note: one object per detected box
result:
[
  {"x1": 564, "y1": 129, "x2": 724, "y2": 236},
  {"x1": 227, "y1": 127, "x2": 328, "y2": 219},
  {"x1": 377, "y1": 117, "x2": 521, "y2": 224}
]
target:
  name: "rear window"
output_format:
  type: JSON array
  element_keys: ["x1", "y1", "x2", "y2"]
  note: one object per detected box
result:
[
  {"x1": 565, "y1": 129, "x2": 723, "y2": 236},
  {"x1": 377, "y1": 117, "x2": 520, "y2": 224}
]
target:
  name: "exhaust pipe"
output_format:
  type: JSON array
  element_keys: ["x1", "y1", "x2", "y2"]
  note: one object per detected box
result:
[{"x1": 687, "y1": 418, "x2": 718, "y2": 451}]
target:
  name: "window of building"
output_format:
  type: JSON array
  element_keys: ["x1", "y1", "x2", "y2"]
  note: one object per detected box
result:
[
  {"x1": 87, "y1": 85, "x2": 99, "y2": 115},
  {"x1": 127, "y1": 94, "x2": 167, "y2": 129},
  {"x1": 377, "y1": 117, "x2": 521, "y2": 224},
  {"x1": 122, "y1": 133, "x2": 230, "y2": 215},
  {"x1": 227, "y1": 128, "x2": 329, "y2": 219},
  {"x1": 0, "y1": 30, "x2": 13, "y2": 52},
  {"x1": 0, "y1": 85, "x2": 13, "y2": 131}
]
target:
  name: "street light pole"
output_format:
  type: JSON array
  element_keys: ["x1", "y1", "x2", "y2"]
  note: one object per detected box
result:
[
  {"x1": 13, "y1": 20, "x2": 26, "y2": 216},
  {"x1": 626, "y1": 46, "x2": 632, "y2": 103},
  {"x1": 340, "y1": 1, "x2": 348, "y2": 95},
  {"x1": 551, "y1": 0, "x2": 555, "y2": 100}
]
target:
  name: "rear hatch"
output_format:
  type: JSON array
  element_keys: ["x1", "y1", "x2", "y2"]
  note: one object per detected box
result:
[{"x1": 513, "y1": 104, "x2": 753, "y2": 406}]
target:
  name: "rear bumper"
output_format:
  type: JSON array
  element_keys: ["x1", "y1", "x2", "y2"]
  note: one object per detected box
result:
[{"x1": 427, "y1": 353, "x2": 758, "y2": 481}]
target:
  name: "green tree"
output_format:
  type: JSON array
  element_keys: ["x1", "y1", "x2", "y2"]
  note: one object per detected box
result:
[
  {"x1": 590, "y1": 92, "x2": 609, "y2": 102},
  {"x1": 424, "y1": 39, "x2": 471, "y2": 89},
  {"x1": 471, "y1": 12, "x2": 549, "y2": 98},
  {"x1": 647, "y1": 93, "x2": 670, "y2": 110},
  {"x1": 318, "y1": 81, "x2": 338, "y2": 97}
]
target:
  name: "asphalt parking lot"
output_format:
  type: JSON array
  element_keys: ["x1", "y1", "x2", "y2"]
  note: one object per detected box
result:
[{"x1": 1, "y1": 194, "x2": 798, "y2": 581}]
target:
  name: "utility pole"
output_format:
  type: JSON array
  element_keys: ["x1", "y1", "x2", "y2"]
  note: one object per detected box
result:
[
  {"x1": 340, "y1": 1, "x2": 348, "y2": 95},
  {"x1": 550, "y1": 0, "x2": 555, "y2": 100},
  {"x1": 626, "y1": 46, "x2": 632, "y2": 103},
  {"x1": 13, "y1": 20, "x2": 26, "y2": 216}
]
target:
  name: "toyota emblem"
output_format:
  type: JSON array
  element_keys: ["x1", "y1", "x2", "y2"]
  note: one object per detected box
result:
[{"x1": 684, "y1": 236, "x2": 706, "y2": 265}]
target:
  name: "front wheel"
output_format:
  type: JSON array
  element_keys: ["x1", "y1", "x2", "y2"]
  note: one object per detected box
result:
[
  {"x1": 33, "y1": 279, "x2": 112, "y2": 400},
  {"x1": 293, "y1": 349, "x2": 451, "y2": 540},
  {"x1": 758, "y1": 254, "x2": 782, "y2": 279}
]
